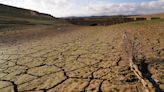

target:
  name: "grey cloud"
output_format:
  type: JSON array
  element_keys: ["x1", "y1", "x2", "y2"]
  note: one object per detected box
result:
[{"x1": 84, "y1": 0, "x2": 164, "y2": 16}]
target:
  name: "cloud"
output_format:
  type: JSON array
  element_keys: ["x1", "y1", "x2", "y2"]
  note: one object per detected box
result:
[
  {"x1": 84, "y1": 0, "x2": 164, "y2": 16},
  {"x1": 0, "y1": 0, "x2": 164, "y2": 17}
]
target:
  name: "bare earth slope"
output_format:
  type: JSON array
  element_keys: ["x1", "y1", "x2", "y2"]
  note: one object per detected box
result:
[{"x1": 0, "y1": 19, "x2": 164, "y2": 92}]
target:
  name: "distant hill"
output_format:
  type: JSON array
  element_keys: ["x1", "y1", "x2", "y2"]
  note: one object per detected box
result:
[
  {"x1": 129, "y1": 13, "x2": 164, "y2": 20},
  {"x1": 65, "y1": 13, "x2": 164, "y2": 26},
  {"x1": 65, "y1": 15, "x2": 136, "y2": 26},
  {"x1": 0, "y1": 4, "x2": 56, "y2": 25}
]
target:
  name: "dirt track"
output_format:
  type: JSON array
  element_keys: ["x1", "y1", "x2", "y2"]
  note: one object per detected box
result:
[{"x1": 0, "y1": 24, "x2": 163, "y2": 92}]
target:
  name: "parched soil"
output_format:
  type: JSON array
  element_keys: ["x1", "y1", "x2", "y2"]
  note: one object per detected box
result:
[{"x1": 0, "y1": 21, "x2": 163, "y2": 92}]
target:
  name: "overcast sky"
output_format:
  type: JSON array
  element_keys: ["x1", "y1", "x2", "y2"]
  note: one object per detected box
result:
[{"x1": 0, "y1": 0, "x2": 164, "y2": 17}]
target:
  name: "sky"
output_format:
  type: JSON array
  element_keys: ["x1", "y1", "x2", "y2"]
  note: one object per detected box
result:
[{"x1": 0, "y1": 0, "x2": 164, "y2": 17}]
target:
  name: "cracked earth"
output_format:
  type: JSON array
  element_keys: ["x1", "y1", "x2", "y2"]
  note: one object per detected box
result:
[{"x1": 0, "y1": 24, "x2": 163, "y2": 92}]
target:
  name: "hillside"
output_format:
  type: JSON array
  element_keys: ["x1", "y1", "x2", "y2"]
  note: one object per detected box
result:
[
  {"x1": 0, "y1": 4, "x2": 54, "y2": 19},
  {"x1": 0, "y1": 4, "x2": 56, "y2": 25}
]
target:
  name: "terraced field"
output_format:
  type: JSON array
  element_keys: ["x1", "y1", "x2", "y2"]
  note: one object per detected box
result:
[{"x1": 0, "y1": 19, "x2": 164, "y2": 92}]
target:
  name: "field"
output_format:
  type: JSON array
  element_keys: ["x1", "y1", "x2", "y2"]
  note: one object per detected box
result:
[{"x1": 0, "y1": 4, "x2": 164, "y2": 92}]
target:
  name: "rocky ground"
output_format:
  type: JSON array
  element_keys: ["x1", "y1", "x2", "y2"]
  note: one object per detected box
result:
[{"x1": 0, "y1": 20, "x2": 163, "y2": 92}]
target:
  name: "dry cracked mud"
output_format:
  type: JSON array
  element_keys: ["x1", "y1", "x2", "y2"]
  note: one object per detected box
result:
[{"x1": 0, "y1": 23, "x2": 163, "y2": 92}]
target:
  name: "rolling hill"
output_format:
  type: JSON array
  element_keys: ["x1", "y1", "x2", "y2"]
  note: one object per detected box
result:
[{"x1": 0, "y1": 4, "x2": 56, "y2": 25}]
